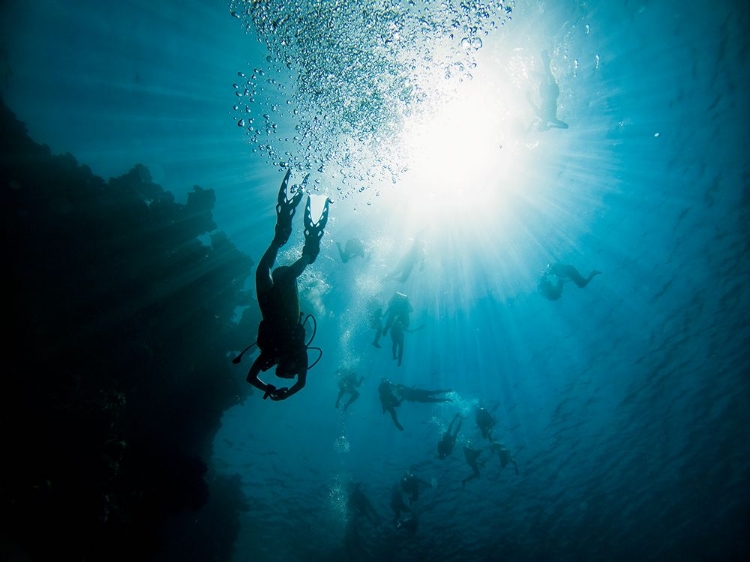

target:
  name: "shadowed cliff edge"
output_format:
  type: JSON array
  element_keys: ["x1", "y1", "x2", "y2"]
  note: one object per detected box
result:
[{"x1": 1, "y1": 96, "x2": 259, "y2": 561}]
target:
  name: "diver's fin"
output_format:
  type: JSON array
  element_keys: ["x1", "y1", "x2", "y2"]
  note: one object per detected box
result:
[
  {"x1": 274, "y1": 169, "x2": 304, "y2": 245},
  {"x1": 302, "y1": 196, "x2": 331, "y2": 264}
]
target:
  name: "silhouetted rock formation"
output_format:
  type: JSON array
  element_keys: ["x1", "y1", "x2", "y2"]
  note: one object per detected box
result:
[{"x1": 1, "y1": 96, "x2": 258, "y2": 561}]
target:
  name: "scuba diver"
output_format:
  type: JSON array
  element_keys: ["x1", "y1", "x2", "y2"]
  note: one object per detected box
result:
[
  {"x1": 368, "y1": 298, "x2": 385, "y2": 348},
  {"x1": 242, "y1": 169, "x2": 330, "y2": 401},
  {"x1": 527, "y1": 49, "x2": 569, "y2": 131},
  {"x1": 390, "y1": 484, "x2": 412, "y2": 524},
  {"x1": 378, "y1": 378, "x2": 404, "y2": 431},
  {"x1": 462, "y1": 444, "x2": 485, "y2": 488},
  {"x1": 438, "y1": 413, "x2": 465, "y2": 459},
  {"x1": 372, "y1": 291, "x2": 412, "y2": 350},
  {"x1": 385, "y1": 238, "x2": 426, "y2": 283},
  {"x1": 336, "y1": 238, "x2": 366, "y2": 263},
  {"x1": 348, "y1": 482, "x2": 381, "y2": 527},
  {"x1": 475, "y1": 406, "x2": 497, "y2": 441},
  {"x1": 389, "y1": 317, "x2": 423, "y2": 367},
  {"x1": 538, "y1": 263, "x2": 602, "y2": 301},
  {"x1": 401, "y1": 472, "x2": 432, "y2": 505},
  {"x1": 382, "y1": 292, "x2": 413, "y2": 337},
  {"x1": 335, "y1": 369, "x2": 365, "y2": 411},
  {"x1": 490, "y1": 442, "x2": 520, "y2": 476}
]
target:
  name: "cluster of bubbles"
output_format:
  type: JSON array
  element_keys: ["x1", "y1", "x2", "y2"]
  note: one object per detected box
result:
[{"x1": 229, "y1": 0, "x2": 514, "y2": 200}]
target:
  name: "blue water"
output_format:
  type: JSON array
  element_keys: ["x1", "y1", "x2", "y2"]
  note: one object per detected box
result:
[{"x1": 2, "y1": 0, "x2": 748, "y2": 561}]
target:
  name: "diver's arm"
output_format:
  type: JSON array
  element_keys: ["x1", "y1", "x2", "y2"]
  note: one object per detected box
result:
[
  {"x1": 549, "y1": 118, "x2": 569, "y2": 129},
  {"x1": 246, "y1": 356, "x2": 275, "y2": 395},
  {"x1": 272, "y1": 368, "x2": 307, "y2": 401},
  {"x1": 286, "y1": 254, "x2": 312, "y2": 280}
]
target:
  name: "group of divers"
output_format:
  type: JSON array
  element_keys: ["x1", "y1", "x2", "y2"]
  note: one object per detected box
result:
[{"x1": 233, "y1": 50, "x2": 600, "y2": 538}]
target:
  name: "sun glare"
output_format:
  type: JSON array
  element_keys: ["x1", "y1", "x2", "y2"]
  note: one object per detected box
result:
[{"x1": 394, "y1": 63, "x2": 537, "y2": 232}]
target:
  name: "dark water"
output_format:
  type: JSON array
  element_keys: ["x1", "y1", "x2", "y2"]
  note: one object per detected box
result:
[{"x1": 2, "y1": 1, "x2": 749, "y2": 561}]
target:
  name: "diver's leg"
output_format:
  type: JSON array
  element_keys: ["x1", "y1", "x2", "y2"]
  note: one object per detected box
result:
[
  {"x1": 285, "y1": 254, "x2": 312, "y2": 280},
  {"x1": 462, "y1": 468, "x2": 479, "y2": 488},
  {"x1": 336, "y1": 242, "x2": 349, "y2": 263},
  {"x1": 452, "y1": 415, "x2": 463, "y2": 437},
  {"x1": 389, "y1": 408, "x2": 404, "y2": 431},
  {"x1": 372, "y1": 323, "x2": 383, "y2": 348},
  {"x1": 414, "y1": 389, "x2": 450, "y2": 402},
  {"x1": 336, "y1": 389, "x2": 346, "y2": 408},
  {"x1": 554, "y1": 264, "x2": 586, "y2": 285},
  {"x1": 344, "y1": 390, "x2": 360, "y2": 411},
  {"x1": 563, "y1": 266, "x2": 599, "y2": 288},
  {"x1": 383, "y1": 313, "x2": 393, "y2": 336},
  {"x1": 256, "y1": 241, "x2": 281, "y2": 294},
  {"x1": 397, "y1": 340, "x2": 403, "y2": 367},
  {"x1": 580, "y1": 270, "x2": 602, "y2": 287}
]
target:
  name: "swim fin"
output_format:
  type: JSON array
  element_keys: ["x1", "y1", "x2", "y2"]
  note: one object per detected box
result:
[
  {"x1": 274, "y1": 170, "x2": 304, "y2": 245},
  {"x1": 302, "y1": 196, "x2": 330, "y2": 264}
]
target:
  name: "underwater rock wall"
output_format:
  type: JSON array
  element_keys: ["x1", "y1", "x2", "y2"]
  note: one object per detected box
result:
[{"x1": 1, "y1": 97, "x2": 258, "y2": 561}]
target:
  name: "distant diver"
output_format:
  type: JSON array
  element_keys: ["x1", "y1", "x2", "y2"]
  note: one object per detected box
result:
[
  {"x1": 389, "y1": 317, "x2": 423, "y2": 367},
  {"x1": 462, "y1": 444, "x2": 485, "y2": 488},
  {"x1": 490, "y1": 441, "x2": 520, "y2": 476},
  {"x1": 379, "y1": 378, "x2": 404, "y2": 431},
  {"x1": 438, "y1": 413, "x2": 465, "y2": 459},
  {"x1": 335, "y1": 368, "x2": 365, "y2": 411},
  {"x1": 373, "y1": 291, "x2": 413, "y2": 350},
  {"x1": 385, "y1": 238, "x2": 426, "y2": 283},
  {"x1": 390, "y1": 484, "x2": 412, "y2": 524},
  {"x1": 475, "y1": 406, "x2": 497, "y2": 441},
  {"x1": 336, "y1": 238, "x2": 366, "y2": 263},
  {"x1": 348, "y1": 482, "x2": 381, "y2": 527},
  {"x1": 401, "y1": 471, "x2": 432, "y2": 504},
  {"x1": 241, "y1": 169, "x2": 330, "y2": 401},
  {"x1": 367, "y1": 298, "x2": 385, "y2": 348},
  {"x1": 538, "y1": 263, "x2": 601, "y2": 301},
  {"x1": 382, "y1": 292, "x2": 413, "y2": 338},
  {"x1": 527, "y1": 50, "x2": 569, "y2": 131}
]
